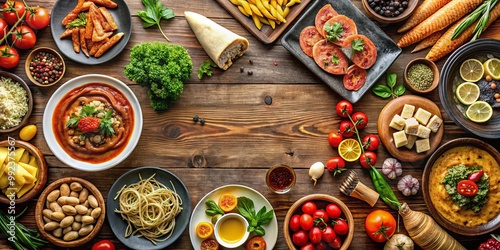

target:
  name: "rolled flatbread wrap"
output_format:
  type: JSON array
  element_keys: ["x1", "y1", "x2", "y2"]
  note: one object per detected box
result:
[{"x1": 185, "y1": 11, "x2": 249, "y2": 70}]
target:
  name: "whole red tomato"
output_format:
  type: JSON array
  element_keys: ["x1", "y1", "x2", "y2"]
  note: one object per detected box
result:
[
  {"x1": 336, "y1": 100, "x2": 353, "y2": 118},
  {"x1": 0, "y1": 45, "x2": 19, "y2": 69},
  {"x1": 333, "y1": 218, "x2": 349, "y2": 235},
  {"x1": 326, "y1": 156, "x2": 345, "y2": 176},
  {"x1": 290, "y1": 214, "x2": 301, "y2": 232},
  {"x1": 301, "y1": 242, "x2": 315, "y2": 250},
  {"x1": 11, "y1": 25, "x2": 36, "y2": 50},
  {"x1": 328, "y1": 236, "x2": 342, "y2": 249},
  {"x1": 325, "y1": 203, "x2": 342, "y2": 219},
  {"x1": 362, "y1": 134, "x2": 379, "y2": 151},
  {"x1": 300, "y1": 213, "x2": 314, "y2": 231},
  {"x1": 313, "y1": 209, "x2": 329, "y2": 226},
  {"x1": 328, "y1": 131, "x2": 343, "y2": 148},
  {"x1": 360, "y1": 151, "x2": 377, "y2": 169},
  {"x1": 457, "y1": 180, "x2": 478, "y2": 197},
  {"x1": 292, "y1": 230, "x2": 309, "y2": 247},
  {"x1": 339, "y1": 120, "x2": 354, "y2": 137},
  {"x1": 365, "y1": 210, "x2": 396, "y2": 242},
  {"x1": 2, "y1": 0, "x2": 25, "y2": 25},
  {"x1": 301, "y1": 201, "x2": 317, "y2": 215},
  {"x1": 315, "y1": 241, "x2": 328, "y2": 250},
  {"x1": 309, "y1": 226, "x2": 323, "y2": 244},
  {"x1": 92, "y1": 240, "x2": 115, "y2": 250},
  {"x1": 26, "y1": 7, "x2": 50, "y2": 30},
  {"x1": 352, "y1": 111, "x2": 368, "y2": 129},
  {"x1": 321, "y1": 226, "x2": 336, "y2": 243},
  {"x1": 0, "y1": 18, "x2": 7, "y2": 40}
]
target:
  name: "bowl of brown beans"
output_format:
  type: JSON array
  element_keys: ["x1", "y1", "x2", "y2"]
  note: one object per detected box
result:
[
  {"x1": 25, "y1": 47, "x2": 65, "y2": 87},
  {"x1": 404, "y1": 58, "x2": 439, "y2": 94},
  {"x1": 35, "y1": 177, "x2": 105, "y2": 247}
]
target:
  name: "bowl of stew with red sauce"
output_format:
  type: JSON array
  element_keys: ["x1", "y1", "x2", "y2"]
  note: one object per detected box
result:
[{"x1": 42, "y1": 74, "x2": 143, "y2": 171}]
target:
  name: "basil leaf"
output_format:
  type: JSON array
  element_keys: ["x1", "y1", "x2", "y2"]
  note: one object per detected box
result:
[
  {"x1": 372, "y1": 85, "x2": 392, "y2": 98},
  {"x1": 394, "y1": 84, "x2": 406, "y2": 96},
  {"x1": 259, "y1": 209, "x2": 274, "y2": 225},
  {"x1": 237, "y1": 196, "x2": 255, "y2": 221},
  {"x1": 254, "y1": 226, "x2": 266, "y2": 236},
  {"x1": 387, "y1": 73, "x2": 397, "y2": 88}
]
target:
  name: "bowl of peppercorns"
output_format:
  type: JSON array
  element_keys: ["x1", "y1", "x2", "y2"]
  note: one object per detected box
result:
[
  {"x1": 25, "y1": 47, "x2": 65, "y2": 87},
  {"x1": 361, "y1": 0, "x2": 418, "y2": 24}
]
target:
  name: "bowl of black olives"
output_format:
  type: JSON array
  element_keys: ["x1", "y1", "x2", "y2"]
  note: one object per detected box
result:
[{"x1": 361, "y1": 0, "x2": 418, "y2": 24}]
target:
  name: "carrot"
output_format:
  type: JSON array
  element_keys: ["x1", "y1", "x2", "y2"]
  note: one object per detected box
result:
[
  {"x1": 411, "y1": 31, "x2": 443, "y2": 53},
  {"x1": 426, "y1": 2, "x2": 500, "y2": 61},
  {"x1": 397, "y1": 0, "x2": 483, "y2": 48},
  {"x1": 397, "y1": 0, "x2": 452, "y2": 33}
]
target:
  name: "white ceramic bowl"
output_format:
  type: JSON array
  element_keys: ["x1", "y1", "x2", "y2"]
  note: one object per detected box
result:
[
  {"x1": 43, "y1": 74, "x2": 143, "y2": 171},
  {"x1": 214, "y1": 213, "x2": 250, "y2": 248}
]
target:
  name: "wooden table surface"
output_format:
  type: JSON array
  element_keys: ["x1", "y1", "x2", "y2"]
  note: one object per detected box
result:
[{"x1": 1, "y1": 0, "x2": 500, "y2": 249}]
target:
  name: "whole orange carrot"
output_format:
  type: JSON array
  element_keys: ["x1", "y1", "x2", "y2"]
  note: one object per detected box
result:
[
  {"x1": 411, "y1": 31, "x2": 443, "y2": 53},
  {"x1": 397, "y1": 0, "x2": 483, "y2": 48},
  {"x1": 426, "y1": 2, "x2": 500, "y2": 61},
  {"x1": 397, "y1": 0, "x2": 452, "y2": 33}
]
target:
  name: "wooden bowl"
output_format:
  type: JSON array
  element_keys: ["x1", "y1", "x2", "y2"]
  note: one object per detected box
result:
[
  {"x1": 35, "y1": 177, "x2": 106, "y2": 247},
  {"x1": 0, "y1": 71, "x2": 33, "y2": 133},
  {"x1": 25, "y1": 47, "x2": 65, "y2": 87},
  {"x1": 404, "y1": 58, "x2": 440, "y2": 94},
  {"x1": 284, "y1": 194, "x2": 354, "y2": 249},
  {"x1": 0, "y1": 140, "x2": 47, "y2": 204},
  {"x1": 361, "y1": 0, "x2": 418, "y2": 24},
  {"x1": 422, "y1": 138, "x2": 500, "y2": 236}
]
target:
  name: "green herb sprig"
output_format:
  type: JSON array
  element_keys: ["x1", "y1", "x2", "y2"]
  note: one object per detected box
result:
[
  {"x1": 137, "y1": 0, "x2": 175, "y2": 41},
  {"x1": 198, "y1": 60, "x2": 217, "y2": 79},
  {"x1": 204, "y1": 199, "x2": 225, "y2": 216},
  {"x1": 66, "y1": 13, "x2": 87, "y2": 28},
  {"x1": 372, "y1": 73, "x2": 405, "y2": 99},
  {"x1": 324, "y1": 22, "x2": 343, "y2": 42},
  {"x1": 237, "y1": 196, "x2": 274, "y2": 236},
  {"x1": 451, "y1": 0, "x2": 499, "y2": 41}
]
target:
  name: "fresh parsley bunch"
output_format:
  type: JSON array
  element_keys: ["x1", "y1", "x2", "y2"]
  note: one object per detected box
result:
[{"x1": 137, "y1": 0, "x2": 175, "y2": 41}]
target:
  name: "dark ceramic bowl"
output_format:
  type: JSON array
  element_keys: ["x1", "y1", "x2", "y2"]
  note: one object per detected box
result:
[
  {"x1": 439, "y1": 39, "x2": 500, "y2": 139},
  {"x1": 0, "y1": 71, "x2": 33, "y2": 133},
  {"x1": 422, "y1": 138, "x2": 500, "y2": 236},
  {"x1": 361, "y1": 0, "x2": 418, "y2": 24}
]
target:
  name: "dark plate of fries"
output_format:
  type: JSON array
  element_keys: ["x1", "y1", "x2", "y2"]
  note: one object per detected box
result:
[{"x1": 50, "y1": 0, "x2": 132, "y2": 65}]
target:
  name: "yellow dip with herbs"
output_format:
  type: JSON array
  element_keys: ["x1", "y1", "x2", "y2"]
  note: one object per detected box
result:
[{"x1": 429, "y1": 146, "x2": 500, "y2": 227}]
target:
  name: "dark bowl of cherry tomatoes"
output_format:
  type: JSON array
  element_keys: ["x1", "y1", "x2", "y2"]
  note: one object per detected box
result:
[{"x1": 283, "y1": 194, "x2": 354, "y2": 249}]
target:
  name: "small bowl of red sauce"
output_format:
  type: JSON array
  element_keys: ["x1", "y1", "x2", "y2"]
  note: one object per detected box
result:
[
  {"x1": 25, "y1": 47, "x2": 65, "y2": 87},
  {"x1": 266, "y1": 165, "x2": 296, "y2": 194}
]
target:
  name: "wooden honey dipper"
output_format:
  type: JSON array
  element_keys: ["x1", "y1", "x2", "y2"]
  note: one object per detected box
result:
[{"x1": 339, "y1": 170, "x2": 379, "y2": 206}]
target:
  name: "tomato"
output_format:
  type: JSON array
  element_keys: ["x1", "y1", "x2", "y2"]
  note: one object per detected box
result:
[
  {"x1": 365, "y1": 210, "x2": 396, "y2": 243},
  {"x1": 326, "y1": 156, "x2": 345, "y2": 176},
  {"x1": 362, "y1": 134, "x2": 379, "y2": 151},
  {"x1": 322, "y1": 15, "x2": 358, "y2": 46},
  {"x1": 360, "y1": 151, "x2": 377, "y2": 169},
  {"x1": 26, "y1": 7, "x2": 50, "y2": 30},
  {"x1": 2, "y1": 1, "x2": 25, "y2": 26},
  {"x1": 301, "y1": 243, "x2": 315, "y2": 250},
  {"x1": 339, "y1": 120, "x2": 354, "y2": 137},
  {"x1": 325, "y1": 203, "x2": 342, "y2": 219},
  {"x1": 343, "y1": 64, "x2": 367, "y2": 91},
  {"x1": 328, "y1": 236, "x2": 342, "y2": 249},
  {"x1": 309, "y1": 227, "x2": 323, "y2": 244},
  {"x1": 0, "y1": 18, "x2": 7, "y2": 40},
  {"x1": 218, "y1": 193, "x2": 237, "y2": 212},
  {"x1": 314, "y1": 4, "x2": 338, "y2": 34},
  {"x1": 92, "y1": 240, "x2": 115, "y2": 250},
  {"x1": 301, "y1": 201, "x2": 317, "y2": 215},
  {"x1": 352, "y1": 111, "x2": 368, "y2": 129},
  {"x1": 335, "y1": 100, "x2": 353, "y2": 118},
  {"x1": 299, "y1": 26, "x2": 323, "y2": 57},
  {"x1": 342, "y1": 34, "x2": 377, "y2": 69},
  {"x1": 457, "y1": 180, "x2": 479, "y2": 197},
  {"x1": 200, "y1": 238, "x2": 219, "y2": 250},
  {"x1": 196, "y1": 221, "x2": 214, "y2": 239},
  {"x1": 313, "y1": 210, "x2": 329, "y2": 225},
  {"x1": 468, "y1": 170, "x2": 484, "y2": 183},
  {"x1": 328, "y1": 131, "x2": 343, "y2": 147},
  {"x1": 290, "y1": 214, "x2": 302, "y2": 232},
  {"x1": 292, "y1": 230, "x2": 309, "y2": 247},
  {"x1": 11, "y1": 25, "x2": 36, "y2": 50},
  {"x1": 315, "y1": 241, "x2": 328, "y2": 250},
  {"x1": 321, "y1": 226, "x2": 336, "y2": 243},
  {"x1": 312, "y1": 40, "x2": 348, "y2": 75},
  {"x1": 300, "y1": 213, "x2": 314, "y2": 231},
  {"x1": 0, "y1": 45, "x2": 19, "y2": 69},
  {"x1": 333, "y1": 218, "x2": 349, "y2": 235},
  {"x1": 19, "y1": 124, "x2": 37, "y2": 141}
]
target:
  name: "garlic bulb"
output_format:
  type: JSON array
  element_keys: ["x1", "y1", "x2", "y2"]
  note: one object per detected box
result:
[
  {"x1": 309, "y1": 162, "x2": 325, "y2": 186},
  {"x1": 397, "y1": 175, "x2": 419, "y2": 196},
  {"x1": 382, "y1": 158, "x2": 402, "y2": 179}
]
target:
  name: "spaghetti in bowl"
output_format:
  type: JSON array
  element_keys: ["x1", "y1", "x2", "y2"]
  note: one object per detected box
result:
[{"x1": 43, "y1": 74, "x2": 142, "y2": 171}]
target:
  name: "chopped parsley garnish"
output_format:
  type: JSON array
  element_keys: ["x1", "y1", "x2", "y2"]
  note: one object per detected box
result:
[
  {"x1": 442, "y1": 164, "x2": 489, "y2": 213},
  {"x1": 331, "y1": 53, "x2": 339, "y2": 65},
  {"x1": 324, "y1": 22, "x2": 343, "y2": 42},
  {"x1": 66, "y1": 105, "x2": 116, "y2": 136},
  {"x1": 351, "y1": 38, "x2": 365, "y2": 52}
]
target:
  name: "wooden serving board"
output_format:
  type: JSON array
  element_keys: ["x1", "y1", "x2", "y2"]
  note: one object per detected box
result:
[{"x1": 377, "y1": 95, "x2": 444, "y2": 163}]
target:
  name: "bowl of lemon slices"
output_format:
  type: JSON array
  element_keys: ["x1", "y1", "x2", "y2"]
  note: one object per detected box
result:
[{"x1": 439, "y1": 38, "x2": 500, "y2": 139}]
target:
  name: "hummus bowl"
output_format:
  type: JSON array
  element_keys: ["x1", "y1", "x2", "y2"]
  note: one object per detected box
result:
[{"x1": 422, "y1": 138, "x2": 500, "y2": 236}]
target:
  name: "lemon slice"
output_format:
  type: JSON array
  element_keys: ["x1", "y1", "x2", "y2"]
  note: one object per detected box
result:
[
  {"x1": 483, "y1": 58, "x2": 500, "y2": 80},
  {"x1": 460, "y1": 59, "x2": 484, "y2": 82},
  {"x1": 455, "y1": 82, "x2": 480, "y2": 105},
  {"x1": 338, "y1": 139, "x2": 361, "y2": 162},
  {"x1": 466, "y1": 101, "x2": 493, "y2": 123}
]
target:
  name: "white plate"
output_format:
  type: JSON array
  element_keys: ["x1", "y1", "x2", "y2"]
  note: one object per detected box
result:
[
  {"x1": 43, "y1": 74, "x2": 143, "y2": 171},
  {"x1": 189, "y1": 185, "x2": 278, "y2": 250}
]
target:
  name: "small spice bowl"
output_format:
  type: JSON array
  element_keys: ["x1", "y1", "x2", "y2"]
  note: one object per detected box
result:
[
  {"x1": 25, "y1": 47, "x2": 65, "y2": 87},
  {"x1": 404, "y1": 58, "x2": 440, "y2": 94},
  {"x1": 266, "y1": 165, "x2": 296, "y2": 194},
  {"x1": 362, "y1": 0, "x2": 418, "y2": 24}
]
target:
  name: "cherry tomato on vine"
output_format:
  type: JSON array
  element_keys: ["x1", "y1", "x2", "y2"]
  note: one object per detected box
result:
[
  {"x1": 339, "y1": 120, "x2": 354, "y2": 137},
  {"x1": 328, "y1": 131, "x2": 343, "y2": 148},
  {"x1": 292, "y1": 230, "x2": 309, "y2": 246},
  {"x1": 0, "y1": 18, "x2": 7, "y2": 40},
  {"x1": 457, "y1": 180, "x2": 478, "y2": 197},
  {"x1": 92, "y1": 240, "x2": 116, "y2": 250},
  {"x1": 2, "y1": 1, "x2": 25, "y2": 26},
  {"x1": 364, "y1": 210, "x2": 396, "y2": 242},
  {"x1": 352, "y1": 111, "x2": 368, "y2": 129},
  {"x1": 336, "y1": 100, "x2": 353, "y2": 118},
  {"x1": 26, "y1": 7, "x2": 50, "y2": 30},
  {"x1": 313, "y1": 210, "x2": 329, "y2": 226},
  {"x1": 321, "y1": 226, "x2": 336, "y2": 243},
  {"x1": 11, "y1": 25, "x2": 36, "y2": 50},
  {"x1": 362, "y1": 134, "x2": 379, "y2": 151},
  {"x1": 325, "y1": 203, "x2": 342, "y2": 219},
  {"x1": 301, "y1": 201, "x2": 317, "y2": 215},
  {"x1": 333, "y1": 219, "x2": 349, "y2": 235},
  {"x1": 290, "y1": 214, "x2": 301, "y2": 232},
  {"x1": 300, "y1": 213, "x2": 314, "y2": 231},
  {"x1": 326, "y1": 156, "x2": 346, "y2": 176},
  {"x1": 468, "y1": 170, "x2": 484, "y2": 183},
  {"x1": 309, "y1": 226, "x2": 323, "y2": 244},
  {"x1": 360, "y1": 151, "x2": 377, "y2": 169},
  {"x1": 0, "y1": 45, "x2": 19, "y2": 69}
]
